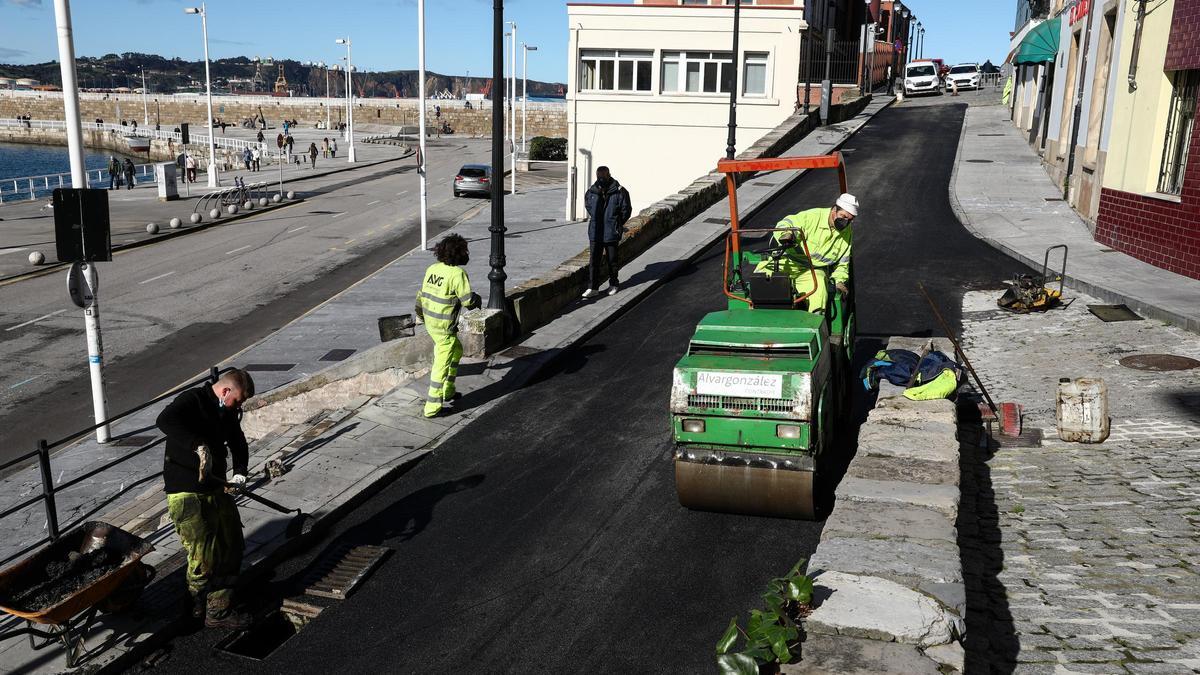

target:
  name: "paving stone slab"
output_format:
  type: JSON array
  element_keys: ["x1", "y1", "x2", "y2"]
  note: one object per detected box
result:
[
  {"x1": 781, "y1": 634, "x2": 941, "y2": 674},
  {"x1": 835, "y1": 477, "x2": 960, "y2": 519},
  {"x1": 923, "y1": 641, "x2": 965, "y2": 672},
  {"x1": 805, "y1": 571, "x2": 961, "y2": 647},
  {"x1": 821, "y1": 500, "x2": 958, "y2": 545},
  {"x1": 809, "y1": 536, "x2": 962, "y2": 586}
]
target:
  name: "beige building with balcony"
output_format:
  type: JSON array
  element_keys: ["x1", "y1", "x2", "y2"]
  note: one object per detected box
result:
[{"x1": 565, "y1": 1, "x2": 809, "y2": 218}]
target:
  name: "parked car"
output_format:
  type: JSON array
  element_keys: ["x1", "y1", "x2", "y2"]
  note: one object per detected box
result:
[
  {"x1": 946, "y1": 63, "x2": 982, "y2": 91},
  {"x1": 904, "y1": 62, "x2": 942, "y2": 96},
  {"x1": 453, "y1": 164, "x2": 492, "y2": 198}
]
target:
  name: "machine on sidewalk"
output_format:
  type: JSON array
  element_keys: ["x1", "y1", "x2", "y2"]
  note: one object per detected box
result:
[
  {"x1": 997, "y1": 244, "x2": 1068, "y2": 313},
  {"x1": 669, "y1": 153, "x2": 855, "y2": 520}
]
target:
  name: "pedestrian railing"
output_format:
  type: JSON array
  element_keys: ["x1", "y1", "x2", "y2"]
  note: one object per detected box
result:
[
  {"x1": 0, "y1": 367, "x2": 232, "y2": 570},
  {"x1": 0, "y1": 118, "x2": 268, "y2": 154},
  {"x1": 0, "y1": 164, "x2": 157, "y2": 204}
]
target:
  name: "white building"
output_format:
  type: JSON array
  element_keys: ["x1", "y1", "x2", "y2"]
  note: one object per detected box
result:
[{"x1": 565, "y1": 1, "x2": 809, "y2": 218}]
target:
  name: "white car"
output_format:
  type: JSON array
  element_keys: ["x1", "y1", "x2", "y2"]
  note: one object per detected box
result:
[
  {"x1": 946, "y1": 64, "x2": 982, "y2": 91},
  {"x1": 904, "y1": 63, "x2": 941, "y2": 96}
]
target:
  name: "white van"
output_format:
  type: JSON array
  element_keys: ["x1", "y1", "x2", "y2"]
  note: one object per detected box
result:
[{"x1": 904, "y1": 62, "x2": 941, "y2": 96}]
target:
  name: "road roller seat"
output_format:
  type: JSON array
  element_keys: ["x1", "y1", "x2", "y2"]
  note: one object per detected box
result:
[{"x1": 741, "y1": 258, "x2": 795, "y2": 309}]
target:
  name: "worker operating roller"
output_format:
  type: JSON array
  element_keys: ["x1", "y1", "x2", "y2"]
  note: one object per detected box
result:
[
  {"x1": 415, "y1": 234, "x2": 481, "y2": 419},
  {"x1": 756, "y1": 193, "x2": 859, "y2": 313}
]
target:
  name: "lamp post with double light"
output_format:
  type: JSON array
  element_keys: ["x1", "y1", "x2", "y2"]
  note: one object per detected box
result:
[
  {"x1": 185, "y1": 4, "x2": 218, "y2": 187},
  {"x1": 521, "y1": 43, "x2": 537, "y2": 153},
  {"x1": 335, "y1": 38, "x2": 356, "y2": 162}
]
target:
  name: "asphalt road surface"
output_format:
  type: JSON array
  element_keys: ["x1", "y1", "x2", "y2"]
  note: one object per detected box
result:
[
  {"x1": 0, "y1": 139, "x2": 490, "y2": 464},
  {"x1": 143, "y1": 97, "x2": 1028, "y2": 673}
]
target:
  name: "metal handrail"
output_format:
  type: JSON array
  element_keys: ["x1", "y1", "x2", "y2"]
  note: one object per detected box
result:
[{"x1": 0, "y1": 366, "x2": 232, "y2": 569}]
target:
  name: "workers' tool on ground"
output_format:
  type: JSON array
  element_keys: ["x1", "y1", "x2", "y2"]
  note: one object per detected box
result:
[
  {"x1": 917, "y1": 282, "x2": 998, "y2": 415},
  {"x1": 997, "y1": 245, "x2": 1067, "y2": 313},
  {"x1": 671, "y1": 152, "x2": 855, "y2": 520},
  {"x1": 227, "y1": 484, "x2": 314, "y2": 538}
]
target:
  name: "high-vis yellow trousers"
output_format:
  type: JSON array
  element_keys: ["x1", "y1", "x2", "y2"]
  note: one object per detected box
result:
[{"x1": 424, "y1": 331, "x2": 463, "y2": 418}]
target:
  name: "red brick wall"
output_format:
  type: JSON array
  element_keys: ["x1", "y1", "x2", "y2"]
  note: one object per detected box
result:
[
  {"x1": 1094, "y1": 97, "x2": 1200, "y2": 280},
  {"x1": 1166, "y1": 0, "x2": 1200, "y2": 71}
]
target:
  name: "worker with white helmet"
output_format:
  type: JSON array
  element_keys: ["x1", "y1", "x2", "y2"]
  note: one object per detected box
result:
[{"x1": 756, "y1": 192, "x2": 859, "y2": 313}]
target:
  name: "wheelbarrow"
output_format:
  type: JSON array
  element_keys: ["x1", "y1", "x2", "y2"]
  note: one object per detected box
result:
[
  {"x1": 0, "y1": 522, "x2": 155, "y2": 668},
  {"x1": 997, "y1": 244, "x2": 1068, "y2": 313}
]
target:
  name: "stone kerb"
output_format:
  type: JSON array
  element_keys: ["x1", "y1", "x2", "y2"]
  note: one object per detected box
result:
[{"x1": 789, "y1": 336, "x2": 966, "y2": 674}]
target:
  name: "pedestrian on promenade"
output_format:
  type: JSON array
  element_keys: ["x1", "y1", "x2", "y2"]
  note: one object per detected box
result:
[
  {"x1": 123, "y1": 158, "x2": 135, "y2": 190},
  {"x1": 309, "y1": 142, "x2": 318, "y2": 169},
  {"x1": 322, "y1": 137, "x2": 329, "y2": 159},
  {"x1": 257, "y1": 129, "x2": 265, "y2": 144},
  {"x1": 185, "y1": 154, "x2": 197, "y2": 183},
  {"x1": 286, "y1": 135, "x2": 294, "y2": 159},
  {"x1": 156, "y1": 368, "x2": 256, "y2": 629},
  {"x1": 581, "y1": 166, "x2": 632, "y2": 298},
  {"x1": 132, "y1": 119, "x2": 138, "y2": 131},
  {"x1": 251, "y1": 147, "x2": 261, "y2": 172},
  {"x1": 108, "y1": 156, "x2": 121, "y2": 190},
  {"x1": 242, "y1": 147, "x2": 252, "y2": 171},
  {"x1": 282, "y1": 120, "x2": 289, "y2": 136},
  {"x1": 415, "y1": 234, "x2": 481, "y2": 419},
  {"x1": 759, "y1": 193, "x2": 858, "y2": 314},
  {"x1": 330, "y1": 138, "x2": 338, "y2": 158}
]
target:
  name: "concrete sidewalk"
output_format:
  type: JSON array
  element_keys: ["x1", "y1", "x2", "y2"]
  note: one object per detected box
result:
[
  {"x1": 0, "y1": 96, "x2": 892, "y2": 673},
  {"x1": 950, "y1": 104, "x2": 1200, "y2": 334}
]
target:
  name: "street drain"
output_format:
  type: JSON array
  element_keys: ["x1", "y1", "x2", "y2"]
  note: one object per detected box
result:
[
  {"x1": 213, "y1": 601, "x2": 322, "y2": 661},
  {"x1": 1118, "y1": 354, "x2": 1200, "y2": 372},
  {"x1": 966, "y1": 159, "x2": 994, "y2": 163},
  {"x1": 1088, "y1": 304, "x2": 1142, "y2": 322},
  {"x1": 111, "y1": 434, "x2": 156, "y2": 447},
  {"x1": 304, "y1": 544, "x2": 390, "y2": 600}
]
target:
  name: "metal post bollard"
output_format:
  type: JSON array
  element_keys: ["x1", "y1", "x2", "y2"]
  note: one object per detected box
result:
[{"x1": 37, "y1": 439, "x2": 59, "y2": 540}]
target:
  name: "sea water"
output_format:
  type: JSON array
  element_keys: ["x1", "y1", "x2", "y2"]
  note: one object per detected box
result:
[{"x1": 0, "y1": 142, "x2": 139, "y2": 202}]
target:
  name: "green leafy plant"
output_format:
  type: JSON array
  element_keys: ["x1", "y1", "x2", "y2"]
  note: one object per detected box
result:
[
  {"x1": 715, "y1": 559, "x2": 814, "y2": 674},
  {"x1": 528, "y1": 136, "x2": 567, "y2": 161}
]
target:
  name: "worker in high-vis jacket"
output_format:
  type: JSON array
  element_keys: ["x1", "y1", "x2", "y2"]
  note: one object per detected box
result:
[
  {"x1": 415, "y1": 234, "x2": 481, "y2": 418},
  {"x1": 757, "y1": 193, "x2": 858, "y2": 313}
]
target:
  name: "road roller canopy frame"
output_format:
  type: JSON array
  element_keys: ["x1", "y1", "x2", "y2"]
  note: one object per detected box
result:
[{"x1": 716, "y1": 153, "x2": 850, "y2": 309}]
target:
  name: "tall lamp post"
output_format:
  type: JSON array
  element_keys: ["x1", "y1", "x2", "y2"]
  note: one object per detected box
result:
[
  {"x1": 336, "y1": 38, "x2": 356, "y2": 162},
  {"x1": 489, "y1": 0, "x2": 507, "y2": 310},
  {"x1": 521, "y1": 43, "x2": 537, "y2": 153},
  {"x1": 505, "y1": 21, "x2": 517, "y2": 194},
  {"x1": 917, "y1": 23, "x2": 924, "y2": 59},
  {"x1": 418, "y1": 0, "x2": 428, "y2": 250},
  {"x1": 185, "y1": 4, "x2": 218, "y2": 188},
  {"x1": 140, "y1": 66, "x2": 148, "y2": 126},
  {"x1": 726, "y1": 0, "x2": 741, "y2": 159}
]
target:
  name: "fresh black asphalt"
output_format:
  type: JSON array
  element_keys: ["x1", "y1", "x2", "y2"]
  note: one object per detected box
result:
[{"x1": 139, "y1": 99, "x2": 1028, "y2": 674}]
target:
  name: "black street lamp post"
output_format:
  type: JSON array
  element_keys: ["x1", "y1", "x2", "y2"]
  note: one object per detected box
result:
[
  {"x1": 726, "y1": 0, "x2": 741, "y2": 160},
  {"x1": 488, "y1": 0, "x2": 507, "y2": 309}
]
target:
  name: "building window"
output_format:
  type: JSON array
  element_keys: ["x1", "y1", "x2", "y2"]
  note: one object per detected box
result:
[
  {"x1": 724, "y1": 0, "x2": 755, "y2": 4},
  {"x1": 1157, "y1": 69, "x2": 1198, "y2": 196},
  {"x1": 743, "y1": 52, "x2": 768, "y2": 96},
  {"x1": 681, "y1": 0, "x2": 709, "y2": 5},
  {"x1": 662, "y1": 51, "x2": 734, "y2": 94},
  {"x1": 579, "y1": 50, "x2": 652, "y2": 92}
]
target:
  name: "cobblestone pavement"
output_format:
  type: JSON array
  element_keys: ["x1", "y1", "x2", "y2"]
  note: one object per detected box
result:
[{"x1": 956, "y1": 290, "x2": 1200, "y2": 674}]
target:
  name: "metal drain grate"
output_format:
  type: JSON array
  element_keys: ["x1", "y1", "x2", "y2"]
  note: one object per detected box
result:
[
  {"x1": 978, "y1": 133, "x2": 1005, "y2": 137},
  {"x1": 320, "y1": 349, "x2": 356, "y2": 362},
  {"x1": 111, "y1": 435, "x2": 156, "y2": 447},
  {"x1": 966, "y1": 159, "x2": 994, "y2": 163},
  {"x1": 304, "y1": 544, "x2": 390, "y2": 600},
  {"x1": 1088, "y1": 304, "x2": 1142, "y2": 322},
  {"x1": 244, "y1": 363, "x2": 297, "y2": 372},
  {"x1": 541, "y1": 218, "x2": 556, "y2": 222},
  {"x1": 1044, "y1": 197, "x2": 1064, "y2": 202}
]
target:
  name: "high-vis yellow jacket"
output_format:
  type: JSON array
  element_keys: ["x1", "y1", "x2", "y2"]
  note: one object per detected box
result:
[
  {"x1": 771, "y1": 207, "x2": 853, "y2": 284},
  {"x1": 416, "y1": 262, "x2": 479, "y2": 334}
]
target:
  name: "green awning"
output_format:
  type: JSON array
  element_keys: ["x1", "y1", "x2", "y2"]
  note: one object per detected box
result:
[{"x1": 1014, "y1": 17, "x2": 1061, "y2": 65}]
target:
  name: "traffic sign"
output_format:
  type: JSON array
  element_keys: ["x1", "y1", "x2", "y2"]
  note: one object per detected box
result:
[{"x1": 53, "y1": 188, "x2": 112, "y2": 263}]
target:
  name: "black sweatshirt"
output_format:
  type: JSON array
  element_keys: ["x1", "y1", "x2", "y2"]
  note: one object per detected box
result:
[{"x1": 156, "y1": 386, "x2": 249, "y2": 494}]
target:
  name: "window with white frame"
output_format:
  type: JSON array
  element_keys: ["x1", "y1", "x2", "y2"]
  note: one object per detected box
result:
[
  {"x1": 1157, "y1": 69, "x2": 1198, "y2": 196},
  {"x1": 661, "y1": 51, "x2": 734, "y2": 94},
  {"x1": 743, "y1": 52, "x2": 768, "y2": 96},
  {"x1": 579, "y1": 50, "x2": 653, "y2": 92}
]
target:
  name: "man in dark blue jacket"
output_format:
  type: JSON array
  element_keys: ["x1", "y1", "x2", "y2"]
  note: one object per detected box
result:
[{"x1": 582, "y1": 166, "x2": 632, "y2": 298}]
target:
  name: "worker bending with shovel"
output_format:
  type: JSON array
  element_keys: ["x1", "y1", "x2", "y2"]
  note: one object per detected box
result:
[
  {"x1": 156, "y1": 368, "x2": 255, "y2": 629},
  {"x1": 757, "y1": 193, "x2": 858, "y2": 313},
  {"x1": 416, "y1": 233, "x2": 481, "y2": 418}
]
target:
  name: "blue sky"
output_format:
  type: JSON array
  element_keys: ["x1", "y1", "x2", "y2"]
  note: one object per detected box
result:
[{"x1": 0, "y1": 0, "x2": 1014, "y2": 81}]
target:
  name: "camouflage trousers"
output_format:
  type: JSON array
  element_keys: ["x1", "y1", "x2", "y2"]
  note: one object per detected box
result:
[{"x1": 166, "y1": 491, "x2": 243, "y2": 609}]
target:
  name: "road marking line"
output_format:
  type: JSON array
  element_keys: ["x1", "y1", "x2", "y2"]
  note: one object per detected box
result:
[
  {"x1": 6, "y1": 309, "x2": 66, "y2": 332},
  {"x1": 8, "y1": 374, "x2": 42, "y2": 389},
  {"x1": 331, "y1": 212, "x2": 346, "y2": 219},
  {"x1": 344, "y1": 238, "x2": 356, "y2": 244},
  {"x1": 139, "y1": 271, "x2": 176, "y2": 285},
  {"x1": 225, "y1": 245, "x2": 252, "y2": 255},
  {"x1": 286, "y1": 226, "x2": 308, "y2": 233},
  {"x1": 367, "y1": 200, "x2": 380, "y2": 206},
  {"x1": 0, "y1": 247, "x2": 29, "y2": 257},
  {"x1": 398, "y1": 191, "x2": 409, "y2": 195}
]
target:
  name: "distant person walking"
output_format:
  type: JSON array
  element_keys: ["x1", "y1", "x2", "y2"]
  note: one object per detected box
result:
[
  {"x1": 330, "y1": 138, "x2": 338, "y2": 158},
  {"x1": 242, "y1": 147, "x2": 252, "y2": 171},
  {"x1": 251, "y1": 147, "x2": 261, "y2": 172},
  {"x1": 309, "y1": 143, "x2": 318, "y2": 169},
  {"x1": 123, "y1": 158, "x2": 136, "y2": 190},
  {"x1": 286, "y1": 135, "x2": 295, "y2": 164},
  {"x1": 108, "y1": 156, "x2": 121, "y2": 190},
  {"x1": 256, "y1": 129, "x2": 265, "y2": 144},
  {"x1": 581, "y1": 166, "x2": 632, "y2": 298},
  {"x1": 185, "y1": 154, "x2": 197, "y2": 183},
  {"x1": 322, "y1": 137, "x2": 329, "y2": 159}
]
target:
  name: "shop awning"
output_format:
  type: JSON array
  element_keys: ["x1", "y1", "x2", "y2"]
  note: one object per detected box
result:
[{"x1": 1013, "y1": 17, "x2": 1061, "y2": 65}]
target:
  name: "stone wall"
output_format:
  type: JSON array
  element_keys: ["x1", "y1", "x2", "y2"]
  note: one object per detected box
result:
[
  {"x1": 0, "y1": 125, "x2": 187, "y2": 163},
  {"x1": 786, "y1": 336, "x2": 969, "y2": 674},
  {"x1": 0, "y1": 95, "x2": 567, "y2": 139}
]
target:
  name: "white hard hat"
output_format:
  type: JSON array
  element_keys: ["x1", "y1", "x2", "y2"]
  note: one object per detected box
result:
[{"x1": 836, "y1": 193, "x2": 859, "y2": 217}]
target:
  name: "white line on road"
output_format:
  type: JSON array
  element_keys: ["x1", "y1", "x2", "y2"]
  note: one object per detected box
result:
[
  {"x1": 331, "y1": 212, "x2": 346, "y2": 219},
  {"x1": 8, "y1": 374, "x2": 43, "y2": 390},
  {"x1": 225, "y1": 245, "x2": 252, "y2": 255},
  {"x1": 286, "y1": 226, "x2": 308, "y2": 233},
  {"x1": 139, "y1": 271, "x2": 176, "y2": 285},
  {"x1": 366, "y1": 200, "x2": 380, "y2": 206},
  {"x1": 398, "y1": 191, "x2": 409, "y2": 196},
  {"x1": 0, "y1": 247, "x2": 29, "y2": 257},
  {"x1": 6, "y1": 309, "x2": 66, "y2": 332}
]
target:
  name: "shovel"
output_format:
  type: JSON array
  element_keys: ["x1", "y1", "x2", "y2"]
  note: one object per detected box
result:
[{"x1": 227, "y1": 483, "x2": 315, "y2": 538}]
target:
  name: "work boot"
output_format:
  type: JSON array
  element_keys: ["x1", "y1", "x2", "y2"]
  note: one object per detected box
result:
[
  {"x1": 205, "y1": 606, "x2": 253, "y2": 630},
  {"x1": 184, "y1": 592, "x2": 205, "y2": 620}
]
